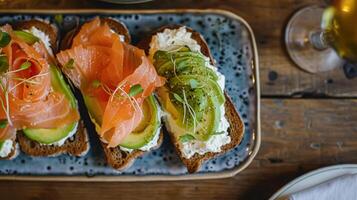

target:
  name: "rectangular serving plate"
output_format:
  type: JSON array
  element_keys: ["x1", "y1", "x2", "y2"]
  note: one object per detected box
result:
[{"x1": 0, "y1": 9, "x2": 260, "y2": 181}]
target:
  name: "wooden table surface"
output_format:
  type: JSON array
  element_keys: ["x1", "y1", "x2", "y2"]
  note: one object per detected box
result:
[{"x1": 2, "y1": 0, "x2": 357, "y2": 199}]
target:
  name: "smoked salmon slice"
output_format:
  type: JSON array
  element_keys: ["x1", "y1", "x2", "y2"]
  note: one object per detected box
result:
[
  {"x1": 56, "y1": 17, "x2": 165, "y2": 148},
  {"x1": 0, "y1": 25, "x2": 79, "y2": 141}
]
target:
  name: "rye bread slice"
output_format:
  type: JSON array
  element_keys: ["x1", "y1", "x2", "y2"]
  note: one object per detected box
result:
[
  {"x1": 100, "y1": 130, "x2": 164, "y2": 170},
  {"x1": 138, "y1": 25, "x2": 245, "y2": 173},
  {"x1": 18, "y1": 121, "x2": 89, "y2": 157},
  {"x1": 0, "y1": 138, "x2": 19, "y2": 160},
  {"x1": 60, "y1": 17, "x2": 163, "y2": 170},
  {"x1": 14, "y1": 19, "x2": 89, "y2": 157}
]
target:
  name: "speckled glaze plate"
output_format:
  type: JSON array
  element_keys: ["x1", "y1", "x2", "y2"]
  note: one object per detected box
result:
[{"x1": 0, "y1": 9, "x2": 260, "y2": 181}]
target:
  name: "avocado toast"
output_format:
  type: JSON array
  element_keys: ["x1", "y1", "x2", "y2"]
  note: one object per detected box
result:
[
  {"x1": 138, "y1": 25, "x2": 244, "y2": 173},
  {"x1": 57, "y1": 17, "x2": 165, "y2": 170},
  {"x1": 0, "y1": 20, "x2": 89, "y2": 157}
]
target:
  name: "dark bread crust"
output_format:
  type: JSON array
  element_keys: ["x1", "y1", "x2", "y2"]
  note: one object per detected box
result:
[
  {"x1": 0, "y1": 138, "x2": 19, "y2": 160},
  {"x1": 60, "y1": 17, "x2": 131, "y2": 50},
  {"x1": 100, "y1": 131, "x2": 164, "y2": 170},
  {"x1": 18, "y1": 121, "x2": 89, "y2": 157},
  {"x1": 13, "y1": 20, "x2": 89, "y2": 157},
  {"x1": 60, "y1": 17, "x2": 162, "y2": 170},
  {"x1": 139, "y1": 25, "x2": 245, "y2": 173},
  {"x1": 13, "y1": 19, "x2": 59, "y2": 52}
]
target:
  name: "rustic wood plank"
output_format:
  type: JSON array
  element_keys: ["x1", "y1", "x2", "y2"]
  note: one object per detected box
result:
[
  {"x1": 1, "y1": 98, "x2": 357, "y2": 199},
  {"x1": 5, "y1": 0, "x2": 357, "y2": 96},
  {"x1": 218, "y1": 0, "x2": 357, "y2": 97}
]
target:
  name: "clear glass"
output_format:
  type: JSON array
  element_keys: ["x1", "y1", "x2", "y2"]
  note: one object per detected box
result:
[{"x1": 285, "y1": 5, "x2": 345, "y2": 73}]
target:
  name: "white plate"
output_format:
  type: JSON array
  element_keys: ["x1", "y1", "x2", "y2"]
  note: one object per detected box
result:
[{"x1": 270, "y1": 164, "x2": 357, "y2": 200}]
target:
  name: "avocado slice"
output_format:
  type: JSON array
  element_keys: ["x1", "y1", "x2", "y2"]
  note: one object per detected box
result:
[
  {"x1": 49, "y1": 64, "x2": 77, "y2": 108},
  {"x1": 193, "y1": 96, "x2": 221, "y2": 141},
  {"x1": 23, "y1": 123, "x2": 77, "y2": 144},
  {"x1": 119, "y1": 95, "x2": 161, "y2": 149},
  {"x1": 157, "y1": 57, "x2": 218, "y2": 81},
  {"x1": 154, "y1": 50, "x2": 218, "y2": 81},
  {"x1": 168, "y1": 86, "x2": 208, "y2": 127},
  {"x1": 154, "y1": 47, "x2": 204, "y2": 65},
  {"x1": 169, "y1": 74, "x2": 225, "y2": 105},
  {"x1": 13, "y1": 31, "x2": 39, "y2": 45},
  {"x1": 0, "y1": 141, "x2": 4, "y2": 150},
  {"x1": 83, "y1": 95, "x2": 104, "y2": 125},
  {"x1": 84, "y1": 94, "x2": 161, "y2": 150},
  {"x1": 22, "y1": 65, "x2": 78, "y2": 144},
  {"x1": 162, "y1": 91, "x2": 220, "y2": 141}
]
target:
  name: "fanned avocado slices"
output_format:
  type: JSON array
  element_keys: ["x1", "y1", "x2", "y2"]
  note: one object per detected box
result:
[{"x1": 154, "y1": 47, "x2": 225, "y2": 141}]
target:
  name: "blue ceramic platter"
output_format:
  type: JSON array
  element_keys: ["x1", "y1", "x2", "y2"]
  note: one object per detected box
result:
[{"x1": 0, "y1": 10, "x2": 260, "y2": 181}]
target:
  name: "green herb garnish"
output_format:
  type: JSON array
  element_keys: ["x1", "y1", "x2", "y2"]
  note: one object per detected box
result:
[
  {"x1": 128, "y1": 84, "x2": 143, "y2": 97},
  {"x1": 173, "y1": 92, "x2": 184, "y2": 103},
  {"x1": 179, "y1": 134, "x2": 195, "y2": 143},
  {"x1": 65, "y1": 58, "x2": 74, "y2": 69},
  {"x1": 13, "y1": 31, "x2": 39, "y2": 45},
  {"x1": 0, "y1": 55, "x2": 9, "y2": 74},
  {"x1": 0, "y1": 31, "x2": 11, "y2": 48},
  {"x1": 0, "y1": 119, "x2": 7, "y2": 129},
  {"x1": 19, "y1": 61, "x2": 31, "y2": 70}
]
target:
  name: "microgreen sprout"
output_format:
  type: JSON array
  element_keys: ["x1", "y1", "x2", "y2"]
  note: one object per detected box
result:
[{"x1": 128, "y1": 84, "x2": 143, "y2": 97}]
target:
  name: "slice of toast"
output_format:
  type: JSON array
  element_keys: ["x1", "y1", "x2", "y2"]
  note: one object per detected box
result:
[
  {"x1": 100, "y1": 131, "x2": 164, "y2": 170},
  {"x1": 138, "y1": 25, "x2": 245, "y2": 173},
  {"x1": 14, "y1": 19, "x2": 89, "y2": 157},
  {"x1": 18, "y1": 122, "x2": 89, "y2": 157},
  {"x1": 60, "y1": 17, "x2": 163, "y2": 170}
]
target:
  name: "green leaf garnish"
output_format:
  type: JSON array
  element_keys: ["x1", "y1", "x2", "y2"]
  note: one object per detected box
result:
[
  {"x1": 20, "y1": 61, "x2": 31, "y2": 70},
  {"x1": 54, "y1": 14, "x2": 64, "y2": 25},
  {"x1": 128, "y1": 84, "x2": 143, "y2": 97},
  {"x1": 189, "y1": 79, "x2": 198, "y2": 89},
  {"x1": 92, "y1": 80, "x2": 101, "y2": 88},
  {"x1": 179, "y1": 134, "x2": 195, "y2": 143},
  {"x1": 0, "y1": 55, "x2": 9, "y2": 74},
  {"x1": 13, "y1": 31, "x2": 39, "y2": 45},
  {"x1": 65, "y1": 58, "x2": 74, "y2": 69},
  {"x1": 173, "y1": 92, "x2": 184, "y2": 103},
  {"x1": 0, "y1": 119, "x2": 7, "y2": 129},
  {"x1": 0, "y1": 31, "x2": 11, "y2": 48}
]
